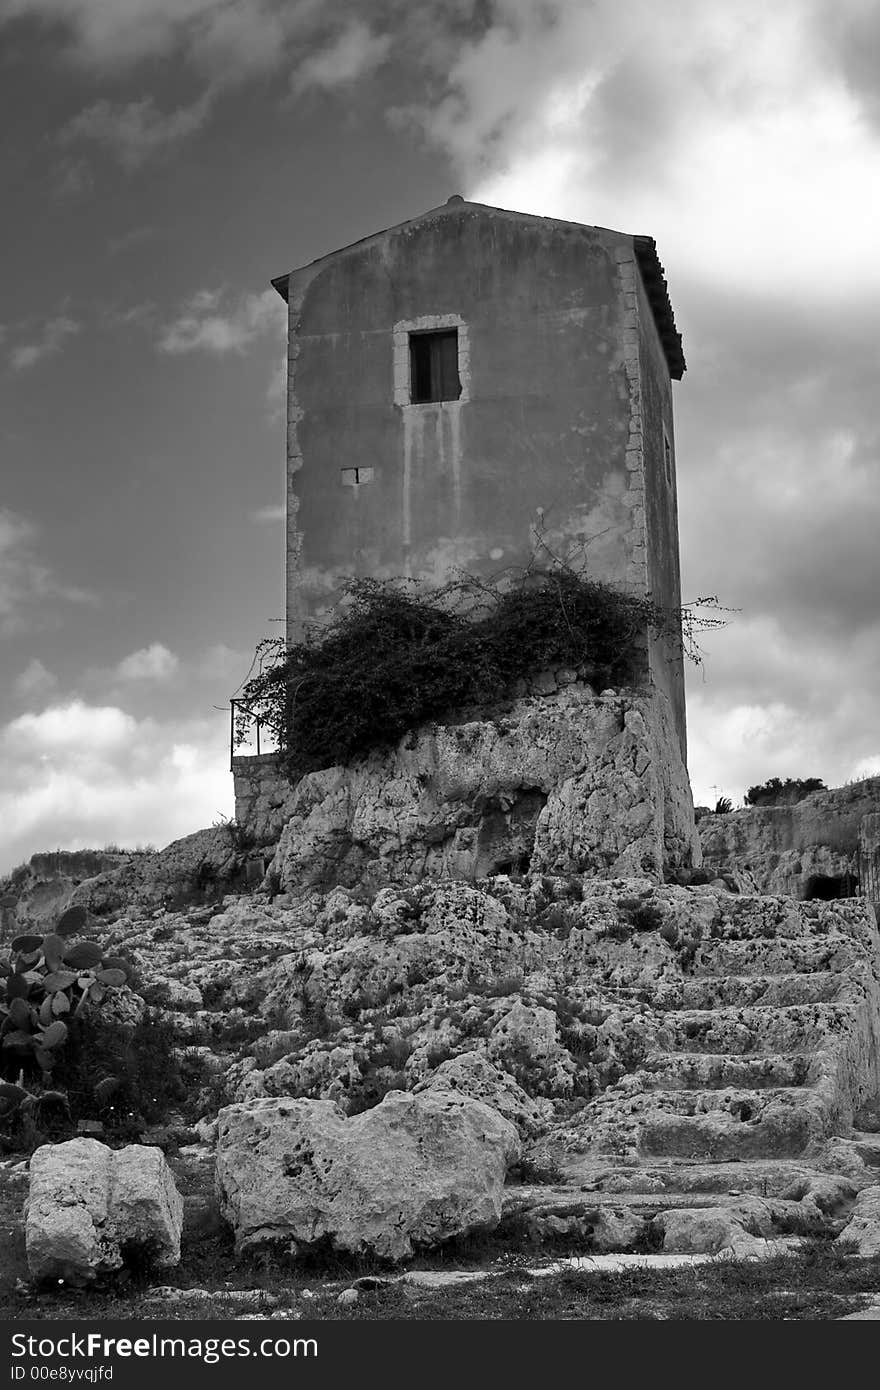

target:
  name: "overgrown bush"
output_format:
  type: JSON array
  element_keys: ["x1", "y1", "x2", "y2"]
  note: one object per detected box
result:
[
  {"x1": 236, "y1": 569, "x2": 725, "y2": 781},
  {"x1": 744, "y1": 777, "x2": 826, "y2": 807}
]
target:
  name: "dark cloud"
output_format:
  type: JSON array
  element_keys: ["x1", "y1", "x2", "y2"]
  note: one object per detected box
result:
[
  {"x1": 678, "y1": 292, "x2": 880, "y2": 639},
  {"x1": 818, "y1": 0, "x2": 880, "y2": 130}
]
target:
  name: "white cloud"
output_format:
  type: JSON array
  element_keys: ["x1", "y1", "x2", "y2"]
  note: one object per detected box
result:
[
  {"x1": 59, "y1": 92, "x2": 214, "y2": 169},
  {"x1": 0, "y1": 509, "x2": 96, "y2": 635},
  {"x1": 3, "y1": 0, "x2": 329, "y2": 76},
  {"x1": 2, "y1": 0, "x2": 227, "y2": 66},
  {"x1": 50, "y1": 156, "x2": 93, "y2": 200},
  {"x1": 0, "y1": 700, "x2": 232, "y2": 874},
  {"x1": 9, "y1": 701, "x2": 136, "y2": 754},
  {"x1": 196, "y1": 0, "x2": 324, "y2": 79},
  {"x1": 10, "y1": 315, "x2": 80, "y2": 370},
  {"x1": 685, "y1": 609, "x2": 880, "y2": 808},
  {"x1": 115, "y1": 642, "x2": 179, "y2": 682},
  {"x1": 266, "y1": 350, "x2": 287, "y2": 414},
  {"x1": 108, "y1": 226, "x2": 158, "y2": 254},
  {"x1": 291, "y1": 19, "x2": 391, "y2": 93},
  {"x1": 400, "y1": 0, "x2": 880, "y2": 300},
  {"x1": 14, "y1": 659, "x2": 58, "y2": 700},
  {"x1": 158, "y1": 286, "x2": 285, "y2": 355}
]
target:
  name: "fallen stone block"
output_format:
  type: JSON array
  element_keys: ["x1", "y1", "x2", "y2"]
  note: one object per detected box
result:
[
  {"x1": 215, "y1": 1090, "x2": 520, "y2": 1262},
  {"x1": 25, "y1": 1139, "x2": 183, "y2": 1283}
]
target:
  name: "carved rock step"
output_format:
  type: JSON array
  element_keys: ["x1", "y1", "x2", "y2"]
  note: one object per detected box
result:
[
  {"x1": 503, "y1": 1185, "x2": 837, "y2": 1228},
  {"x1": 547, "y1": 1153, "x2": 861, "y2": 1198},
  {"x1": 691, "y1": 935, "x2": 865, "y2": 977},
  {"x1": 652, "y1": 1002, "x2": 851, "y2": 1054},
  {"x1": 650, "y1": 972, "x2": 843, "y2": 1011},
  {"x1": 592, "y1": 1083, "x2": 819, "y2": 1122},
  {"x1": 636, "y1": 1051, "x2": 814, "y2": 1091},
  {"x1": 565, "y1": 1085, "x2": 829, "y2": 1161},
  {"x1": 639, "y1": 1106, "x2": 824, "y2": 1161},
  {"x1": 699, "y1": 900, "x2": 868, "y2": 941},
  {"x1": 500, "y1": 1174, "x2": 857, "y2": 1252}
]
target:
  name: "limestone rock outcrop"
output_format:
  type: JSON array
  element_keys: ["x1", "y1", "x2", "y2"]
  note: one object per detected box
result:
[
  {"x1": 214, "y1": 1091, "x2": 520, "y2": 1260},
  {"x1": 412, "y1": 1052, "x2": 553, "y2": 1138},
  {"x1": 699, "y1": 777, "x2": 880, "y2": 900},
  {"x1": 0, "y1": 829, "x2": 255, "y2": 931},
  {"x1": 837, "y1": 1185, "x2": 880, "y2": 1255},
  {"x1": 0, "y1": 850, "x2": 134, "y2": 935},
  {"x1": 540, "y1": 893, "x2": 880, "y2": 1167},
  {"x1": 652, "y1": 1200, "x2": 775, "y2": 1256},
  {"x1": 25, "y1": 1139, "x2": 183, "y2": 1283},
  {"x1": 11, "y1": 864, "x2": 880, "y2": 1266},
  {"x1": 265, "y1": 686, "x2": 699, "y2": 895}
]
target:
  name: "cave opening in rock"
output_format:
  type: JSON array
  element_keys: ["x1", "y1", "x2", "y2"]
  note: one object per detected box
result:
[{"x1": 803, "y1": 873, "x2": 858, "y2": 901}]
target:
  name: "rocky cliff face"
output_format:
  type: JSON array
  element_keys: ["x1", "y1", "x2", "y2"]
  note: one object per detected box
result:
[
  {"x1": 699, "y1": 777, "x2": 880, "y2": 900},
  {"x1": 265, "y1": 686, "x2": 700, "y2": 896},
  {"x1": 0, "y1": 829, "x2": 254, "y2": 937},
  {"x1": 0, "y1": 849, "x2": 136, "y2": 935}
]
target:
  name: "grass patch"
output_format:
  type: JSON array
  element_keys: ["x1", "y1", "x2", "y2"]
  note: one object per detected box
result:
[{"x1": 2, "y1": 1232, "x2": 878, "y2": 1321}]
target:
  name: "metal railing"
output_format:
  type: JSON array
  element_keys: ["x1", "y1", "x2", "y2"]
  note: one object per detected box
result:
[{"x1": 230, "y1": 698, "x2": 270, "y2": 770}]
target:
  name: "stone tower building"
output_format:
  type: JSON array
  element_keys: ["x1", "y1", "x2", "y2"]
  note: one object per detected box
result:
[{"x1": 271, "y1": 197, "x2": 687, "y2": 754}]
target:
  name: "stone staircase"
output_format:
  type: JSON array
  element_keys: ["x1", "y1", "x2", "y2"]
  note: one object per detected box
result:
[{"x1": 510, "y1": 894, "x2": 880, "y2": 1251}]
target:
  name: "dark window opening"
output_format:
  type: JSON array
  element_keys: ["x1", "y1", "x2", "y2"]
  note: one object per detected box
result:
[
  {"x1": 804, "y1": 873, "x2": 858, "y2": 901},
  {"x1": 409, "y1": 329, "x2": 461, "y2": 403}
]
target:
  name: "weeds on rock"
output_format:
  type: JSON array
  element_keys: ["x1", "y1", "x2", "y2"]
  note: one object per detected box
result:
[
  {"x1": 234, "y1": 568, "x2": 727, "y2": 781},
  {"x1": 50, "y1": 1010, "x2": 195, "y2": 1137}
]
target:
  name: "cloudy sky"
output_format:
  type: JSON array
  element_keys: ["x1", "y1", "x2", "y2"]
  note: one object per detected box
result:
[{"x1": 2, "y1": 0, "x2": 879, "y2": 871}]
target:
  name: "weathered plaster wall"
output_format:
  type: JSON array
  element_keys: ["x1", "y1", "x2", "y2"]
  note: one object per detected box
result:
[
  {"x1": 635, "y1": 263, "x2": 687, "y2": 755},
  {"x1": 286, "y1": 205, "x2": 645, "y2": 632}
]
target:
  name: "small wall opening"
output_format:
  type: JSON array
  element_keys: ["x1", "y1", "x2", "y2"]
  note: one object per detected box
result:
[
  {"x1": 489, "y1": 853, "x2": 532, "y2": 879},
  {"x1": 409, "y1": 329, "x2": 461, "y2": 403},
  {"x1": 472, "y1": 789, "x2": 547, "y2": 879},
  {"x1": 803, "y1": 872, "x2": 858, "y2": 901}
]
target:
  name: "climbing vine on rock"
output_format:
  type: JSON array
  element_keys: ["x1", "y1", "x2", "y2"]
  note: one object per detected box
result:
[{"x1": 235, "y1": 567, "x2": 727, "y2": 782}]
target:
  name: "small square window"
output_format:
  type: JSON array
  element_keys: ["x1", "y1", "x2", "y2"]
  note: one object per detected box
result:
[{"x1": 409, "y1": 329, "x2": 461, "y2": 403}]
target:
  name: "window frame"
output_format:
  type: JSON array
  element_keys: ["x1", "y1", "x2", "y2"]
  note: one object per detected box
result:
[{"x1": 392, "y1": 314, "x2": 470, "y2": 407}]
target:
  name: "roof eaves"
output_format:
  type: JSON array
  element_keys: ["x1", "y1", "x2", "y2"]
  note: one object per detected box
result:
[{"x1": 633, "y1": 236, "x2": 686, "y2": 380}]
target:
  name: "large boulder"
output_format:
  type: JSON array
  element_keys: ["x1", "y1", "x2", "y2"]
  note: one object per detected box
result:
[
  {"x1": 25, "y1": 1139, "x2": 184, "y2": 1283},
  {"x1": 215, "y1": 1091, "x2": 521, "y2": 1261},
  {"x1": 413, "y1": 1052, "x2": 553, "y2": 1138}
]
